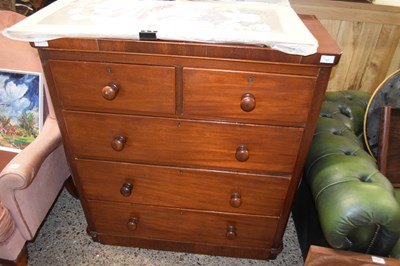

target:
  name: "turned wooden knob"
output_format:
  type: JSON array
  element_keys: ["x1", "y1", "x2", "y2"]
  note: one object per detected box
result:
[
  {"x1": 226, "y1": 225, "x2": 237, "y2": 240},
  {"x1": 111, "y1": 135, "x2": 126, "y2": 151},
  {"x1": 235, "y1": 145, "x2": 249, "y2": 162},
  {"x1": 127, "y1": 217, "x2": 138, "y2": 231},
  {"x1": 240, "y1": 93, "x2": 256, "y2": 112},
  {"x1": 120, "y1": 182, "x2": 133, "y2": 197},
  {"x1": 102, "y1": 83, "x2": 119, "y2": 100},
  {"x1": 230, "y1": 192, "x2": 242, "y2": 208}
]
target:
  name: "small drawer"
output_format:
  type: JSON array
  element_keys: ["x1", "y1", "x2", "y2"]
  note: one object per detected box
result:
[
  {"x1": 183, "y1": 68, "x2": 316, "y2": 126},
  {"x1": 64, "y1": 111, "x2": 304, "y2": 173},
  {"x1": 88, "y1": 201, "x2": 279, "y2": 249},
  {"x1": 76, "y1": 159, "x2": 290, "y2": 216},
  {"x1": 49, "y1": 60, "x2": 176, "y2": 115}
]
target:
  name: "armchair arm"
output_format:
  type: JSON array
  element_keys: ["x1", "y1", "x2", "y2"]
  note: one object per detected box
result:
[
  {"x1": 0, "y1": 116, "x2": 61, "y2": 190},
  {"x1": 0, "y1": 116, "x2": 67, "y2": 240}
]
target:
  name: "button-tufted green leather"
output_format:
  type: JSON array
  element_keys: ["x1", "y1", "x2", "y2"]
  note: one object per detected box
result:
[{"x1": 303, "y1": 91, "x2": 400, "y2": 258}]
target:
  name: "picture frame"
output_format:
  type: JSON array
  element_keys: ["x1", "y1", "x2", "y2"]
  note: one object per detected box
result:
[{"x1": 0, "y1": 69, "x2": 43, "y2": 153}]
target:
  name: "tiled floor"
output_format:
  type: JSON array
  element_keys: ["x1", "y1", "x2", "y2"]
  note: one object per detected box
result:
[{"x1": 27, "y1": 189, "x2": 303, "y2": 266}]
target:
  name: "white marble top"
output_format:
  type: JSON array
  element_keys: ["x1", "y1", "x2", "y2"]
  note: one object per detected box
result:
[{"x1": 3, "y1": 0, "x2": 319, "y2": 56}]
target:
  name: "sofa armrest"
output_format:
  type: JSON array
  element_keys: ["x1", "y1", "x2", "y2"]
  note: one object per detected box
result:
[
  {"x1": 303, "y1": 90, "x2": 400, "y2": 256},
  {"x1": 313, "y1": 163, "x2": 400, "y2": 255},
  {"x1": 0, "y1": 117, "x2": 61, "y2": 190},
  {"x1": 307, "y1": 146, "x2": 400, "y2": 255}
]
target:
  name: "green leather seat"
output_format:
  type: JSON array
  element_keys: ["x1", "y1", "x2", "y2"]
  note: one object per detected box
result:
[{"x1": 293, "y1": 90, "x2": 400, "y2": 259}]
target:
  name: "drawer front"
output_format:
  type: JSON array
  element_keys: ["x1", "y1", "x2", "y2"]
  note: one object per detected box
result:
[
  {"x1": 64, "y1": 111, "x2": 303, "y2": 173},
  {"x1": 76, "y1": 159, "x2": 290, "y2": 216},
  {"x1": 183, "y1": 68, "x2": 316, "y2": 126},
  {"x1": 88, "y1": 201, "x2": 278, "y2": 249},
  {"x1": 49, "y1": 60, "x2": 176, "y2": 115}
]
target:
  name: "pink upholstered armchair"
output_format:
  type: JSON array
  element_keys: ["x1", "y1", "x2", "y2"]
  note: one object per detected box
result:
[{"x1": 0, "y1": 10, "x2": 71, "y2": 266}]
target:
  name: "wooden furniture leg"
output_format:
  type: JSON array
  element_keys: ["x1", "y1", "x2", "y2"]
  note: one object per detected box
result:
[
  {"x1": 64, "y1": 176, "x2": 79, "y2": 199},
  {"x1": 378, "y1": 106, "x2": 400, "y2": 187}
]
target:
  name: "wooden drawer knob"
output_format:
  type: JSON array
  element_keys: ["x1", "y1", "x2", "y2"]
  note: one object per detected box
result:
[
  {"x1": 127, "y1": 217, "x2": 138, "y2": 231},
  {"x1": 102, "y1": 83, "x2": 119, "y2": 100},
  {"x1": 230, "y1": 192, "x2": 242, "y2": 208},
  {"x1": 111, "y1": 135, "x2": 126, "y2": 151},
  {"x1": 240, "y1": 93, "x2": 256, "y2": 112},
  {"x1": 226, "y1": 225, "x2": 237, "y2": 240},
  {"x1": 235, "y1": 145, "x2": 249, "y2": 162},
  {"x1": 120, "y1": 182, "x2": 134, "y2": 197}
]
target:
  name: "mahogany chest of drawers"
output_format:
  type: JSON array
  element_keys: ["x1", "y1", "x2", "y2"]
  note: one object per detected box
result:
[{"x1": 37, "y1": 15, "x2": 341, "y2": 260}]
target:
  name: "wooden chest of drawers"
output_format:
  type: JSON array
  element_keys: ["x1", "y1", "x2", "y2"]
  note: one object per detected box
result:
[{"x1": 37, "y1": 15, "x2": 341, "y2": 260}]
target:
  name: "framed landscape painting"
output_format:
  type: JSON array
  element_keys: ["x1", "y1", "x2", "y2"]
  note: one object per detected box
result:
[{"x1": 0, "y1": 69, "x2": 43, "y2": 152}]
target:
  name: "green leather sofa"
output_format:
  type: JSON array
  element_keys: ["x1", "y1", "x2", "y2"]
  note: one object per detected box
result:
[{"x1": 292, "y1": 90, "x2": 400, "y2": 259}]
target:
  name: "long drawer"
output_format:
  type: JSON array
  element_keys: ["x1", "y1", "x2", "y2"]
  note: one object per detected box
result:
[
  {"x1": 183, "y1": 68, "x2": 316, "y2": 126},
  {"x1": 76, "y1": 159, "x2": 290, "y2": 216},
  {"x1": 88, "y1": 201, "x2": 279, "y2": 249},
  {"x1": 49, "y1": 60, "x2": 176, "y2": 115},
  {"x1": 63, "y1": 111, "x2": 304, "y2": 173}
]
